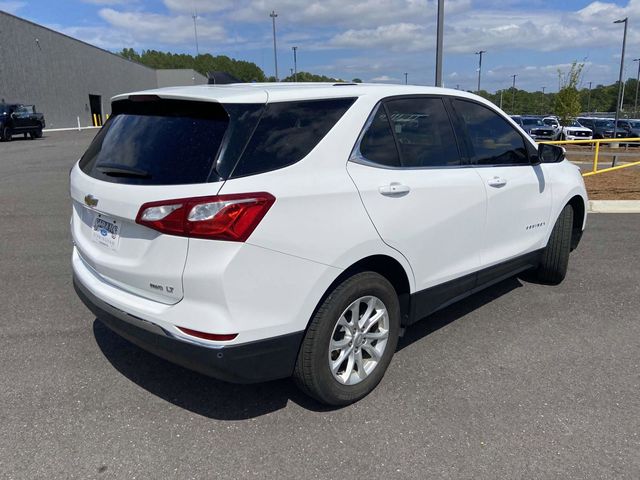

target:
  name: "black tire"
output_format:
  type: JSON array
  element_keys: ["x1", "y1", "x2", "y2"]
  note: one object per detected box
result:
[
  {"x1": 293, "y1": 272, "x2": 401, "y2": 406},
  {"x1": 2, "y1": 127, "x2": 12, "y2": 142},
  {"x1": 34, "y1": 128, "x2": 43, "y2": 138},
  {"x1": 536, "y1": 205, "x2": 573, "y2": 284},
  {"x1": 29, "y1": 132, "x2": 35, "y2": 140}
]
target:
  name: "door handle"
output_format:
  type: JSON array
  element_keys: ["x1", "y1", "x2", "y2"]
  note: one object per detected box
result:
[
  {"x1": 487, "y1": 176, "x2": 507, "y2": 188},
  {"x1": 379, "y1": 183, "x2": 410, "y2": 196}
]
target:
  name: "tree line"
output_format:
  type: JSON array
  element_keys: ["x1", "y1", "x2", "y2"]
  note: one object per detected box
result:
[{"x1": 118, "y1": 48, "x2": 359, "y2": 83}]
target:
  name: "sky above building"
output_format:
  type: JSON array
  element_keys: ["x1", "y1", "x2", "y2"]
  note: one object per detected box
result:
[{"x1": 2, "y1": 0, "x2": 639, "y2": 92}]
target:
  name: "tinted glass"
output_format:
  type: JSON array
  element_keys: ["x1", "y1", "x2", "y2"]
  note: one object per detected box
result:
[
  {"x1": 358, "y1": 105, "x2": 400, "y2": 167},
  {"x1": 596, "y1": 120, "x2": 614, "y2": 128},
  {"x1": 453, "y1": 99, "x2": 528, "y2": 166},
  {"x1": 384, "y1": 98, "x2": 460, "y2": 167},
  {"x1": 80, "y1": 99, "x2": 229, "y2": 185},
  {"x1": 230, "y1": 98, "x2": 355, "y2": 178},
  {"x1": 522, "y1": 118, "x2": 543, "y2": 126}
]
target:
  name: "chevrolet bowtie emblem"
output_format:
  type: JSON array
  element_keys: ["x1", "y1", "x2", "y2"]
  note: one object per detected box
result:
[{"x1": 84, "y1": 194, "x2": 99, "y2": 208}]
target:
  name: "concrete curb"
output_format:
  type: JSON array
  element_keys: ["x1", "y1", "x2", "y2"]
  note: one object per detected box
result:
[{"x1": 588, "y1": 200, "x2": 640, "y2": 213}]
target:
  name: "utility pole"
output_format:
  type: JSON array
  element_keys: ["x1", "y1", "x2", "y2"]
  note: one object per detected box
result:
[
  {"x1": 634, "y1": 59, "x2": 640, "y2": 115},
  {"x1": 499, "y1": 89, "x2": 503, "y2": 109},
  {"x1": 587, "y1": 81, "x2": 593, "y2": 113},
  {"x1": 192, "y1": 10, "x2": 200, "y2": 57},
  {"x1": 511, "y1": 74, "x2": 517, "y2": 113},
  {"x1": 435, "y1": 0, "x2": 444, "y2": 87},
  {"x1": 541, "y1": 86, "x2": 546, "y2": 115},
  {"x1": 475, "y1": 50, "x2": 486, "y2": 93},
  {"x1": 404, "y1": 72, "x2": 408, "y2": 85},
  {"x1": 292, "y1": 46, "x2": 298, "y2": 82},
  {"x1": 270, "y1": 10, "x2": 279, "y2": 81},
  {"x1": 613, "y1": 17, "x2": 628, "y2": 166}
]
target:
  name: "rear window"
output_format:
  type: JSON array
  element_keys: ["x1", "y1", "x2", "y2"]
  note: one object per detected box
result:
[
  {"x1": 79, "y1": 99, "x2": 231, "y2": 185},
  {"x1": 80, "y1": 97, "x2": 356, "y2": 184},
  {"x1": 229, "y1": 98, "x2": 356, "y2": 178}
]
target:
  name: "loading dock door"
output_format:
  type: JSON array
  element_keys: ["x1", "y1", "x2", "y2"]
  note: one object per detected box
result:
[{"x1": 89, "y1": 95, "x2": 102, "y2": 126}]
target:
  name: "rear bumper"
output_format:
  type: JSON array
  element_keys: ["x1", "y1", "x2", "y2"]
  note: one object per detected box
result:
[{"x1": 74, "y1": 276, "x2": 304, "y2": 383}]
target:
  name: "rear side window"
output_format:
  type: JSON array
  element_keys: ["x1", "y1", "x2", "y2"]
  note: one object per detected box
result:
[
  {"x1": 230, "y1": 98, "x2": 356, "y2": 178},
  {"x1": 80, "y1": 99, "x2": 230, "y2": 185},
  {"x1": 358, "y1": 104, "x2": 401, "y2": 167},
  {"x1": 453, "y1": 99, "x2": 528, "y2": 166},
  {"x1": 385, "y1": 97, "x2": 461, "y2": 167}
]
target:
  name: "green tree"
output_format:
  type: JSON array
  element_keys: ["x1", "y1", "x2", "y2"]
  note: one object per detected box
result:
[
  {"x1": 281, "y1": 71, "x2": 343, "y2": 82},
  {"x1": 352, "y1": 78, "x2": 363, "y2": 83},
  {"x1": 553, "y1": 61, "x2": 585, "y2": 125},
  {"x1": 117, "y1": 49, "x2": 268, "y2": 82}
]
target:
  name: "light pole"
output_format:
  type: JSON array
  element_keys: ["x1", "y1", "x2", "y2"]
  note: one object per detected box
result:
[
  {"x1": 192, "y1": 10, "x2": 199, "y2": 57},
  {"x1": 634, "y1": 58, "x2": 640, "y2": 116},
  {"x1": 475, "y1": 50, "x2": 486, "y2": 93},
  {"x1": 541, "y1": 86, "x2": 546, "y2": 115},
  {"x1": 270, "y1": 10, "x2": 279, "y2": 81},
  {"x1": 499, "y1": 89, "x2": 504, "y2": 109},
  {"x1": 435, "y1": 0, "x2": 444, "y2": 87},
  {"x1": 511, "y1": 74, "x2": 517, "y2": 113},
  {"x1": 292, "y1": 46, "x2": 298, "y2": 82},
  {"x1": 613, "y1": 17, "x2": 628, "y2": 164},
  {"x1": 404, "y1": 72, "x2": 408, "y2": 85},
  {"x1": 587, "y1": 81, "x2": 593, "y2": 113}
]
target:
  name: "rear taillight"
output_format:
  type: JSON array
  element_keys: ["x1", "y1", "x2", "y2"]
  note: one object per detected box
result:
[{"x1": 136, "y1": 192, "x2": 275, "y2": 241}]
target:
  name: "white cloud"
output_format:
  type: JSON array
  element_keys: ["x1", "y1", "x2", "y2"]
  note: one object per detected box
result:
[
  {"x1": 163, "y1": 0, "x2": 236, "y2": 14},
  {"x1": 81, "y1": 0, "x2": 131, "y2": 5},
  {"x1": 52, "y1": 24, "x2": 137, "y2": 50},
  {"x1": 323, "y1": 6, "x2": 640, "y2": 57},
  {"x1": 330, "y1": 23, "x2": 427, "y2": 51},
  {"x1": 230, "y1": 0, "x2": 471, "y2": 28},
  {"x1": 98, "y1": 8, "x2": 227, "y2": 45},
  {"x1": 0, "y1": 1, "x2": 26, "y2": 13},
  {"x1": 371, "y1": 75, "x2": 398, "y2": 82}
]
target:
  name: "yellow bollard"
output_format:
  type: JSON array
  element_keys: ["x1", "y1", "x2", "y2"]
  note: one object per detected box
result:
[
  {"x1": 92, "y1": 113, "x2": 97, "y2": 127},
  {"x1": 593, "y1": 141, "x2": 600, "y2": 173}
]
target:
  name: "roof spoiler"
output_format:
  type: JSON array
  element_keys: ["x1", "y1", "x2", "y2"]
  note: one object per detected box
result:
[{"x1": 207, "y1": 71, "x2": 241, "y2": 85}]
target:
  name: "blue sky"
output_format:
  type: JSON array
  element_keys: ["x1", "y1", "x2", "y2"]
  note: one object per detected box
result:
[{"x1": 1, "y1": 0, "x2": 638, "y2": 92}]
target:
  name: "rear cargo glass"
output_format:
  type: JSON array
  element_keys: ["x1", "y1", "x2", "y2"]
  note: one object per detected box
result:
[
  {"x1": 79, "y1": 96, "x2": 356, "y2": 184},
  {"x1": 79, "y1": 99, "x2": 231, "y2": 185},
  {"x1": 229, "y1": 97, "x2": 356, "y2": 178}
]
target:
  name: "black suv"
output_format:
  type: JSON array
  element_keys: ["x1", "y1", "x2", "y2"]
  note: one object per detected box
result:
[
  {"x1": 577, "y1": 118, "x2": 626, "y2": 139},
  {"x1": 0, "y1": 103, "x2": 46, "y2": 141},
  {"x1": 615, "y1": 119, "x2": 640, "y2": 137}
]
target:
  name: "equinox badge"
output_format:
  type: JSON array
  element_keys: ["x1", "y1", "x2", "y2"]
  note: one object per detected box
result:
[{"x1": 84, "y1": 194, "x2": 99, "y2": 208}]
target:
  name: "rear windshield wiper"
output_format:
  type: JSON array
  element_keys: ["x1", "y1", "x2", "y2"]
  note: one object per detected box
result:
[{"x1": 96, "y1": 163, "x2": 151, "y2": 179}]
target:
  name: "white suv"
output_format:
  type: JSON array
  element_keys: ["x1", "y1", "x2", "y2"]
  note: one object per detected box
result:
[{"x1": 71, "y1": 84, "x2": 587, "y2": 405}]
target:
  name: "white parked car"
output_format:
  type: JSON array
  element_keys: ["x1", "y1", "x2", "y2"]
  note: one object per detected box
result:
[
  {"x1": 71, "y1": 84, "x2": 588, "y2": 405},
  {"x1": 559, "y1": 120, "x2": 593, "y2": 141}
]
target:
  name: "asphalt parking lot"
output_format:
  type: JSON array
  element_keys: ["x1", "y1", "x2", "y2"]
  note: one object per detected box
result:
[{"x1": 1, "y1": 130, "x2": 639, "y2": 479}]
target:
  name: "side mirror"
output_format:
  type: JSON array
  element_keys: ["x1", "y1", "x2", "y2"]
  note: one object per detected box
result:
[{"x1": 538, "y1": 143, "x2": 565, "y2": 164}]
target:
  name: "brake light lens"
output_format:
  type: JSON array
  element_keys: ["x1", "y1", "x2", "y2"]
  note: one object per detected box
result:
[{"x1": 136, "y1": 192, "x2": 275, "y2": 241}]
